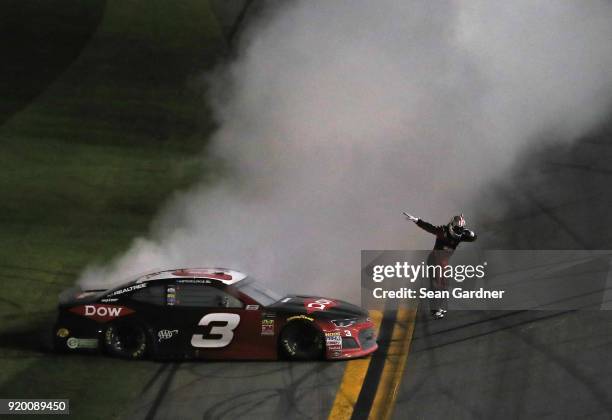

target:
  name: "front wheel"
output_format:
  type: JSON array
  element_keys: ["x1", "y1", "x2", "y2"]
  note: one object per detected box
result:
[
  {"x1": 279, "y1": 321, "x2": 324, "y2": 360},
  {"x1": 103, "y1": 322, "x2": 148, "y2": 360}
]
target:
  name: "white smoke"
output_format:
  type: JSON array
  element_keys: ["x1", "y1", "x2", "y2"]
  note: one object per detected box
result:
[{"x1": 80, "y1": 0, "x2": 612, "y2": 303}]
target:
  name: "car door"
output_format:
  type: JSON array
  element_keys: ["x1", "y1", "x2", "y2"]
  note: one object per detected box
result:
[
  {"x1": 165, "y1": 282, "x2": 264, "y2": 360},
  {"x1": 127, "y1": 280, "x2": 180, "y2": 355}
]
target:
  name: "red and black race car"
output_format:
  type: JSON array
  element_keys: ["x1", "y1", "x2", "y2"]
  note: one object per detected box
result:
[{"x1": 53, "y1": 268, "x2": 377, "y2": 360}]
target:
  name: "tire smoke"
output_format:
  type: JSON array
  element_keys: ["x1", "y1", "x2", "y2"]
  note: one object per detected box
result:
[{"x1": 80, "y1": 0, "x2": 612, "y2": 302}]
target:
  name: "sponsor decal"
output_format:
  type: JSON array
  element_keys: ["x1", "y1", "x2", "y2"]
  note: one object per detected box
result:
[
  {"x1": 166, "y1": 284, "x2": 176, "y2": 306},
  {"x1": 108, "y1": 283, "x2": 147, "y2": 296},
  {"x1": 69, "y1": 304, "x2": 135, "y2": 323},
  {"x1": 66, "y1": 337, "x2": 78, "y2": 349},
  {"x1": 66, "y1": 337, "x2": 99, "y2": 349},
  {"x1": 325, "y1": 331, "x2": 342, "y2": 350},
  {"x1": 158, "y1": 329, "x2": 179, "y2": 342},
  {"x1": 304, "y1": 298, "x2": 338, "y2": 314},
  {"x1": 287, "y1": 315, "x2": 314, "y2": 322},
  {"x1": 176, "y1": 279, "x2": 212, "y2": 284},
  {"x1": 332, "y1": 350, "x2": 342, "y2": 357},
  {"x1": 76, "y1": 291, "x2": 97, "y2": 299},
  {"x1": 246, "y1": 305, "x2": 260, "y2": 310},
  {"x1": 56, "y1": 328, "x2": 69, "y2": 338},
  {"x1": 261, "y1": 319, "x2": 275, "y2": 336},
  {"x1": 167, "y1": 286, "x2": 176, "y2": 305},
  {"x1": 100, "y1": 298, "x2": 118, "y2": 303}
]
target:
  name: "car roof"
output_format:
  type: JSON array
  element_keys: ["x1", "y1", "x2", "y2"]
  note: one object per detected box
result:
[{"x1": 134, "y1": 268, "x2": 247, "y2": 286}]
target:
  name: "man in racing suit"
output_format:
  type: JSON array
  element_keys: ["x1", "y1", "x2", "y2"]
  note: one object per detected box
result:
[{"x1": 404, "y1": 213, "x2": 477, "y2": 319}]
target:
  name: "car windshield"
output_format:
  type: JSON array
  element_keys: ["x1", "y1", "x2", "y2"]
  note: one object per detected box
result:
[{"x1": 236, "y1": 278, "x2": 283, "y2": 306}]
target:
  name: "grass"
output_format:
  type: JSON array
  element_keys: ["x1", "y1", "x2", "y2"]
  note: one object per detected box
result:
[{"x1": 0, "y1": 0, "x2": 238, "y2": 418}]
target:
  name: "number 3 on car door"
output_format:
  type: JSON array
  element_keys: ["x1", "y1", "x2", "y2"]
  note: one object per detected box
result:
[{"x1": 191, "y1": 313, "x2": 240, "y2": 348}]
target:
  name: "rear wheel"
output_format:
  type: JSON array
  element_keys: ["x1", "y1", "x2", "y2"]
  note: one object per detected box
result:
[
  {"x1": 103, "y1": 322, "x2": 148, "y2": 360},
  {"x1": 279, "y1": 321, "x2": 324, "y2": 360}
]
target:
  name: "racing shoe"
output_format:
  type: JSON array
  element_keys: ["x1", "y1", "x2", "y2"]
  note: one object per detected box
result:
[{"x1": 431, "y1": 309, "x2": 445, "y2": 320}]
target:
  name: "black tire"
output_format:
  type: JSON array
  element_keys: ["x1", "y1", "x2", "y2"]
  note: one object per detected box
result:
[
  {"x1": 279, "y1": 321, "x2": 324, "y2": 360},
  {"x1": 103, "y1": 322, "x2": 148, "y2": 360}
]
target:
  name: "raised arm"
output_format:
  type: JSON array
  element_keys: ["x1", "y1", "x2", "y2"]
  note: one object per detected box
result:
[{"x1": 461, "y1": 228, "x2": 477, "y2": 242}]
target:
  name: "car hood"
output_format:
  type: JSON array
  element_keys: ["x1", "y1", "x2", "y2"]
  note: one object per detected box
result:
[{"x1": 269, "y1": 295, "x2": 368, "y2": 319}]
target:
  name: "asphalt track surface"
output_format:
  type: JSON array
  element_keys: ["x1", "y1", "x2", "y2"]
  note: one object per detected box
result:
[
  {"x1": 128, "y1": 361, "x2": 343, "y2": 419},
  {"x1": 396, "y1": 310, "x2": 612, "y2": 419},
  {"x1": 128, "y1": 311, "x2": 612, "y2": 420},
  {"x1": 128, "y1": 124, "x2": 612, "y2": 420}
]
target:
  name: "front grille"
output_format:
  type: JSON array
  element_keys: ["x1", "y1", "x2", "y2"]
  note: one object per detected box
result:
[{"x1": 358, "y1": 328, "x2": 377, "y2": 350}]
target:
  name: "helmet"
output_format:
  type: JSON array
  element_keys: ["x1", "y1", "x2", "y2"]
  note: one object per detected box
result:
[{"x1": 448, "y1": 214, "x2": 466, "y2": 238}]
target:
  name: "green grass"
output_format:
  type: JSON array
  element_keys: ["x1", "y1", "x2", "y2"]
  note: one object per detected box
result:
[{"x1": 0, "y1": 0, "x2": 236, "y2": 418}]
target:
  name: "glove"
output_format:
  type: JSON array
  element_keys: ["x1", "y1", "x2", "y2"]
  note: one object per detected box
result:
[{"x1": 403, "y1": 212, "x2": 418, "y2": 222}]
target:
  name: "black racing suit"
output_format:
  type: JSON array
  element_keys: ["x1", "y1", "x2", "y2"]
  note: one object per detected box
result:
[{"x1": 415, "y1": 219, "x2": 477, "y2": 311}]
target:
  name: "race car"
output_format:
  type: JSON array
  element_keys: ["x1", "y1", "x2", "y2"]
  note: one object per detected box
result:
[{"x1": 53, "y1": 268, "x2": 377, "y2": 360}]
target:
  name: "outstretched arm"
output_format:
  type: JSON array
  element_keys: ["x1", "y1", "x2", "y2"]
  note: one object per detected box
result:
[
  {"x1": 415, "y1": 219, "x2": 440, "y2": 235},
  {"x1": 404, "y1": 212, "x2": 439, "y2": 235}
]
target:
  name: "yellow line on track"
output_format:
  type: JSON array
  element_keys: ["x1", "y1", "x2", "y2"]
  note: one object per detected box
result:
[
  {"x1": 328, "y1": 308, "x2": 416, "y2": 420},
  {"x1": 369, "y1": 308, "x2": 416, "y2": 420},
  {"x1": 328, "y1": 310, "x2": 382, "y2": 419}
]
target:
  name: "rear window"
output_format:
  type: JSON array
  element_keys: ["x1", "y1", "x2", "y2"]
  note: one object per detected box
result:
[{"x1": 236, "y1": 279, "x2": 282, "y2": 306}]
